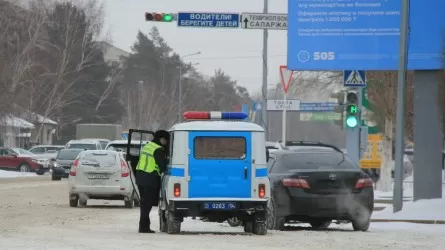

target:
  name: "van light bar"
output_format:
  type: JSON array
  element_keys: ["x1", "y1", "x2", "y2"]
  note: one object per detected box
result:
[{"x1": 183, "y1": 111, "x2": 248, "y2": 120}]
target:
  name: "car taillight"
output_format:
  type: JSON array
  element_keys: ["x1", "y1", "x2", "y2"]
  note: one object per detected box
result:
[
  {"x1": 282, "y1": 178, "x2": 310, "y2": 189},
  {"x1": 69, "y1": 159, "x2": 79, "y2": 176},
  {"x1": 174, "y1": 183, "x2": 181, "y2": 197},
  {"x1": 121, "y1": 160, "x2": 129, "y2": 177},
  {"x1": 258, "y1": 184, "x2": 266, "y2": 198},
  {"x1": 355, "y1": 178, "x2": 373, "y2": 189}
]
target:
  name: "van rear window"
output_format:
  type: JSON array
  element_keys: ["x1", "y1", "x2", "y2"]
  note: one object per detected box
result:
[{"x1": 194, "y1": 137, "x2": 246, "y2": 159}]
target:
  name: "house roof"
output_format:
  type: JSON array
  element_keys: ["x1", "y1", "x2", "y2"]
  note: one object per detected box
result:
[
  {"x1": 0, "y1": 116, "x2": 35, "y2": 129},
  {"x1": 21, "y1": 111, "x2": 58, "y2": 125}
]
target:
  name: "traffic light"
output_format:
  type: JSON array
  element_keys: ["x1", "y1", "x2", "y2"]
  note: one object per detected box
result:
[
  {"x1": 345, "y1": 90, "x2": 359, "y2": 128},
  {"x1": 145, "y1": 12, "x2": 174, "y2": 22}
]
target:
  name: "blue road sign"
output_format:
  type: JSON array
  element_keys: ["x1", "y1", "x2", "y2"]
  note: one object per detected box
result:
[
  {"x1": 287, "y1": 0, "x2": 445, "y2": 71},
  {"x1": 177, "y1": 12, "x2": 239, "y2": 28},
  {"x1": 300, "y1": 102, "x2": 338, "y2": 112},
  {"x1": 344, "y1": 70, "x2": 366, "y2": 87}
]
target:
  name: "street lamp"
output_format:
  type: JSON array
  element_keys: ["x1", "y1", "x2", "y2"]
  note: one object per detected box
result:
[{"x1": 178, "y1": 52, "x2": 201, "y2": 122}]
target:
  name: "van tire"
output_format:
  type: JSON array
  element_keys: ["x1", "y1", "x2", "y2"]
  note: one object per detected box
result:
[
  {"x1": 166, "y1": 211, "x2": 181, "y2": 234},
  {"x1": 124, "y1": 200, "x2": 134, "y2": 208},
  {"x1": 243, "y1": 221, "x2": 253, "y2": 233},
  {"x1": 159, "y1": 209, "x2": 167, "y2": 232},
  {"x1": 69, "y1": 197, "x2": 78, "y2": 207}
]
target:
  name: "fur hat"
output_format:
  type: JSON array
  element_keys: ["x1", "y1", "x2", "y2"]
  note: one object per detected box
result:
[{"x1": 154, "y1": 130, "x2": 170, "y2": 141}]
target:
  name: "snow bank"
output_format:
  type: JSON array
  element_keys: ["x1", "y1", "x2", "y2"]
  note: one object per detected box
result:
[
  {"x1": 373, "y1": 195, "x2": 445, "y2": 221},
  {"x1": 0, "y1": 170, "x2": 36, "y2": 178}
]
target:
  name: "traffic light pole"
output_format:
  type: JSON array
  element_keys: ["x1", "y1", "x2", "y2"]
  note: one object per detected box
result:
[
  {"x1": 346, "y1": 88, "x2": 361, "y2": 166},
  {"x1": 261, "y1": 0, "x2": 269, "y2": 139}
]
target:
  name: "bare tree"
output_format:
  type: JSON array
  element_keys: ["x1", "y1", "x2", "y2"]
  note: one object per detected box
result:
[{"x1": 366, "y1": 71, "x2": 414, "y2": 191}]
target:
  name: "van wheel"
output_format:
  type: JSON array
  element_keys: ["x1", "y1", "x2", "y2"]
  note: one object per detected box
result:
[
  {"x1": 69, "y1": 196, "x2": 78, "y2": 207},
  {"x1": 159, "y1": 209, "x2": 167, "y2": 232},
  {"x1": 243, "y1": 221, "x2": 253, "y2": 233},
  {"x1": 166, "y1": 211, "x2": 181, "y2": 234},
  {"x1": 124, "y1": 199, "x2": 134, "y2": 208},
  {"x1": 252, "y1": 213, "x2": 267, "y2": 235}
]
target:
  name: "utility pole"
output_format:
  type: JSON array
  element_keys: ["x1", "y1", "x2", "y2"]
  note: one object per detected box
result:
[
  {"x1": 393, "y1": 0, "x2": 410, "y2": 213},
  {"x1": 261, "y1": 0, "x2": 269, "y2": 139}
]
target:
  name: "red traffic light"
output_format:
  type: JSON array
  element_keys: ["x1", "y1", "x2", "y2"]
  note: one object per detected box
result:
[{"x1": 154, "y1": 13, "x2": 163, "y2": 21}]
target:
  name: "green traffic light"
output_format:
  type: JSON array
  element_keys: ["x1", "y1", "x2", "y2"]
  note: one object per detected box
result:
[
  {"x1": 163, "y1": 14, "x2": 173, "y2": 22},
  {"x1": 346, "y1": 116, "x2": 358, "y2": 128},
  {"x1": 347, "y1": 104, "x2": 358, "y2": 114}
]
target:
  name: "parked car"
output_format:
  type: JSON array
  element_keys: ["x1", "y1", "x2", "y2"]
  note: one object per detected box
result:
[
  {"x1": 66, "y1": 140, "x2": 101, "y2": 150},
  {"x1": 267, "y1": 142, "x2": 374, "y2": 232},
  {"x1": 29, "y1": 145, "x2": 65, "y2": 160},
  {"x1": 75, "y1": 138, "x2": 110, "y2": 150},
  {"x1": 51, "y1": 149, "x2": 84, "y2": 181},
  {"x1": 0, "y1": 147, "x2": 49, "y2": 174},
  {"x1": 266, "y1": 141, "x2": 285, "y2": 152},
  {"x1": 68, "y1": 150, "x2": 137, "y2": 208},
  {"x1": 105, "y1": 140, "x2": 147, "y2": 155}
]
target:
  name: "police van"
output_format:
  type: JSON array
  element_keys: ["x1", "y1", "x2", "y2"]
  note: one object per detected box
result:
[{"x1": 126, "y1": 111, "x2": 270, "y2": 235}]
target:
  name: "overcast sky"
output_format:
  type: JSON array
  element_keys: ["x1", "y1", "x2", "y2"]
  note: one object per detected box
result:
[{"x1": 101, "y1": 0, "x2": 288, "y2": 95}]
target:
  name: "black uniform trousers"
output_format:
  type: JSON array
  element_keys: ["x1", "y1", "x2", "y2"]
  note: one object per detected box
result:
[{"x1": 137, "y1": 184, "x2": 160, "y2": 231}]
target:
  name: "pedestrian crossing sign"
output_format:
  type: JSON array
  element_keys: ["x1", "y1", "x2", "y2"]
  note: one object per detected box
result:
[{"x1": 343, "y1": 70, "x2": 366, "y2": 87}]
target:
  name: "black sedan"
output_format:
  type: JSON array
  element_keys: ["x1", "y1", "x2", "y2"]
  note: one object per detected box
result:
[{"x1": 266, "y1": 144, "x2": 374, "y2": 231}]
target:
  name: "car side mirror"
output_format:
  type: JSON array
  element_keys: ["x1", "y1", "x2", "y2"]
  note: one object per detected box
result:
[{"x1": 11, "y1": 154, "x2": 18, "y2": 158}]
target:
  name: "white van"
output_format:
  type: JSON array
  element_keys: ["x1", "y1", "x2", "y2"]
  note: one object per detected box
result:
[{"x1": 68, "y1": 150, "x2": 137, "y2": 208}]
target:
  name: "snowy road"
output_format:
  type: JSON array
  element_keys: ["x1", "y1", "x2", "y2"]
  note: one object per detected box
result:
[{"x1": 1, "y1": 178, "x2": 445, "y2": 250}]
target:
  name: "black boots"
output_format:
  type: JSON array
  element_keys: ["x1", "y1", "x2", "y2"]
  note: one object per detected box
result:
[{"x1": 139, "y1": 228, "x2": 155, "y2": 233}]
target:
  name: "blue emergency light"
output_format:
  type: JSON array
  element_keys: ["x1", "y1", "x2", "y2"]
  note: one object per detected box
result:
[{"x1": 183, "y1": 111, "x2": 248, "y2": 120}]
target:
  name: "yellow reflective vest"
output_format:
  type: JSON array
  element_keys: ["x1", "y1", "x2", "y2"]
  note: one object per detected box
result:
[{"x1": 136, "y1": 141, "x2": 162, "y2": 175}]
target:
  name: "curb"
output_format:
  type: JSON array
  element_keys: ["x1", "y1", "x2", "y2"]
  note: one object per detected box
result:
[{"x1": 371, "y1": 219, "x2": 445, "y2": 224}]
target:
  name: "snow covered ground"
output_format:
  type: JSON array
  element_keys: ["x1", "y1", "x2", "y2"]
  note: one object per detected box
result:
[
  {"x1": 0, "y1": 179, "x2": 445, "y2": 250},
  {"x1": 0, "y1": 169, "x2": 37, "y2": 178}
]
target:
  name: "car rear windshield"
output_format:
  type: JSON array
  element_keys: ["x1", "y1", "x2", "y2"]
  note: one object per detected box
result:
[
  {"x1": 67, "y1": 143, "x2": 96, "y2": 150},
  {"x1": 282, "y1": 152, "x2": 358, "y2": 170},
  {"x1": 194, "y1": 137, "x2": 246, "y2": 159},
  {"x1": 57, "y1": 150, "x2": 81, "y2": 160},
  {"x1": 82, "y1": 152, "x2": 116, "y2": 165}
]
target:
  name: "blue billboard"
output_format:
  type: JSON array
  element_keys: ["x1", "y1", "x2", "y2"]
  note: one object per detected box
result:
[
  {"x1": 287, "y1": 0, "x2": 445, "y2": 71},
  {"x1": 177, "y1": 12, "x2": 239, "y2": 28}
]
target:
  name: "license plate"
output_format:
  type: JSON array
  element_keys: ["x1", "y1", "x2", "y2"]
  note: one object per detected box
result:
[
  {"x1": 88, "y1": 174, "x2": 109, "y2": 179},
  {"x1": 203, "y1": 202, "x2": 236, "y2": 210}
]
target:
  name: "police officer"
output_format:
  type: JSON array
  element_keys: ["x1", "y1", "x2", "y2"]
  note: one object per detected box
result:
[{"x1": 135, "y1": 130, "x2": 169, "y2": 233}]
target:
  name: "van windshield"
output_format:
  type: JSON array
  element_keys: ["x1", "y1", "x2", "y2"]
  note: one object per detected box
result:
[
  {"x1": 194, "y1": 137, "x2": 246, "y2": 159},
  {"x1": 82, "y1": 152, "x2": 116, "y2": 165}
]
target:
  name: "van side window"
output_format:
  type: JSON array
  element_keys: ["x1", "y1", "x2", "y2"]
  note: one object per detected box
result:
[{"x1": 194, "y1": 137, "x2": 246, "y2": 159}]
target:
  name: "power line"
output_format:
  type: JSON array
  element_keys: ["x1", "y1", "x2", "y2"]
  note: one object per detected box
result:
[{"x1": 192, "y1": 54, "x2": 286, "y2": 60}]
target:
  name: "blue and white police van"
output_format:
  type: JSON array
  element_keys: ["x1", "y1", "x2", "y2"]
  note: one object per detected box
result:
[{"x1": 153, "y1": 111, "x2": 271, "y2": 235}]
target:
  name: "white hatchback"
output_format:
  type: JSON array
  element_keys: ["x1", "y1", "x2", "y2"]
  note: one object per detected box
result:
[{"x1": 68, "y1": 150, "x2": 137, "y2": 208}]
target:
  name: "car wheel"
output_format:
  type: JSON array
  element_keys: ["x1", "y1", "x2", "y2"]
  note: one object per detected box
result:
[
  {"x1": 79, "y1": 199, "x2": 87, "y2": 207},
  {"x1": 69, "y1": 196, "x2": 79, "y2": 207},
  {"x1": 124, "y1": 199, "x2": 134, "y2": 208},
  {"x1": 166, "y1": 211, "x2": 181, "y2": 234},
  {"x1": 266, "y1": 197, "x2": 285, "y2": 230},
  {"x1": 309, "y1": 220, "x2": 332, "y2": 229},
  {"x1": 18, "y1": 164, "x2": 30, "y2": 173},
  {"x1": 52, "y1": 175, "x2": 61, "y2": 181},
  {"x1": 351, "y1": 208, "x2": 371, "y2": 232}
]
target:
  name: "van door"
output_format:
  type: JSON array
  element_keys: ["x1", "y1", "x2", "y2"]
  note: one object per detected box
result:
[{"x1": 188, "y1": 131, "x2": 251, "y2": 198}]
